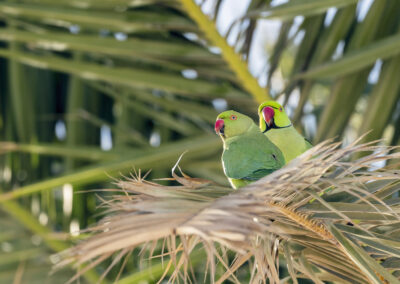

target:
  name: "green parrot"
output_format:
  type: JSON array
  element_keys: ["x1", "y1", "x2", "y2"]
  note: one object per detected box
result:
[
  {"x1": 258, "y1": 101, "x2": 312, "y2": 163},
  {"x1": 215, "y1": 110, "x2": 285, "y2": 189}
]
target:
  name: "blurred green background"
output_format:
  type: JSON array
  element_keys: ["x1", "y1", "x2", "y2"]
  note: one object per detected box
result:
[{"x1": 0, "y1": 0, "x2": 400, "y2": 283}]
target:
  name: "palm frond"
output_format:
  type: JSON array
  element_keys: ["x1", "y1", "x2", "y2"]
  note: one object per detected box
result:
[
  {"x1": 57, "y1": 140, "x2": 400, "y2": 283},
  {"x1": 1, "y1": 1, "x2": 400, "y2": 283},
  {"x1": 178, "y1": 0, "x2": 270, "y2": 103}
]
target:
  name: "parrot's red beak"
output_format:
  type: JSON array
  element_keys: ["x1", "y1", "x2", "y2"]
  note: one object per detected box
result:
[
  {"x1": 262, "y1": 106, "x2": 275, "y2": 127},
  {"x1": 214, "y1": 119, "x2": 225, "y2": 135}
]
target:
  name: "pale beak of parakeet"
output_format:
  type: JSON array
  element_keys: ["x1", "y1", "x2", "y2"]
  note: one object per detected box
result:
[
  {"x1": 262, "y1": 106, "x2": 275, "y2": 127},
  {"x1": 214, "y1": 119, "x2": 225, "y2": 136}
]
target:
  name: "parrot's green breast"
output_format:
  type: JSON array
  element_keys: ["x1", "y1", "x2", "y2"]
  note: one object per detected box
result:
[{"x1": 264, "y1": 126, "x2": 312, "y2": 163}]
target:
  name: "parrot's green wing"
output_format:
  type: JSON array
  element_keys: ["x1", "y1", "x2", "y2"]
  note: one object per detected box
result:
[
  {"x1": 222, "y1": 133, "x2": 284, "y2": 181},
  {"x1": 242, "y1": 168, "x2": 276, "y2": 181}
]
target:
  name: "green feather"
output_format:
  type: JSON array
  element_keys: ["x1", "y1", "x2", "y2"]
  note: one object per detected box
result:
[
  {"x1": 223, "y1": 128, "x2": 284, "y2": 180},
  {"x1": 265, "y1": 126, "x2": 312, "y2": 163},
  {"x1": 215, "y1": 110, "x2": 285, "y2": 189},
  {"x1": 258, "y1": 101, "x2": 312, "y2": 163}
]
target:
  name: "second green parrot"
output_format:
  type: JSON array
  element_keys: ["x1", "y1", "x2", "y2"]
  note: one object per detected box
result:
[
  {"x1": 215, "y1": 110, "x2": 285, "y2": 189},
  {"x1": 258, "y1": 101, "x2": 312, "y2": 163}
]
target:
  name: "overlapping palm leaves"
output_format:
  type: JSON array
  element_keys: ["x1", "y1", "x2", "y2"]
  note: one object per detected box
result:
[
  {"x1": 59, "y1": 140, "x2": 400, "y2": 283},
  {"x1": 0, "y1": 0, "x2": 400, "y2": 283}
]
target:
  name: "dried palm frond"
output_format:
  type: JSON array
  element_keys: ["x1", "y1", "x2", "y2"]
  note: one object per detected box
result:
[{"x1": 55, "y1": 139, "x2": 400, "y2": 284}]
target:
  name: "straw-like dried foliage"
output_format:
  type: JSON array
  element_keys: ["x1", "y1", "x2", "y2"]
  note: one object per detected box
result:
[{"x1": 57, "y1": 139, "x2": 400, "y2": 284}]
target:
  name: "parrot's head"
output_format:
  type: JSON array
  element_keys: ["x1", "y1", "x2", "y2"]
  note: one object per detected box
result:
[
  {"x1": 258, "y1": 101, "x2": 291, "y2": 133},
  {"x1": 215, "y1": 110, "x2": 253, "y2": 139}
]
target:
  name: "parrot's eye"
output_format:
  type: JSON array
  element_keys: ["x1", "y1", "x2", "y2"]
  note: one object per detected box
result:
[
  {"x1": 279, "y1": 107, "x2": 282, "y2": 112},
  {"x1": 230, "y1": 115, "x2": 237, "y2": 120}
]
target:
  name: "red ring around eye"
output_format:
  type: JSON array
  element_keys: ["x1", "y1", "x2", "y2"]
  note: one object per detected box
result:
[{"x1": 230, "y1": 115, "x2": 237, "y2": 120}]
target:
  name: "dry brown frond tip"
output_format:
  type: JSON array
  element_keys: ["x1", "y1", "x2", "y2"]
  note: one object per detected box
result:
[{"x1": 56, "y1": 140, "x2": 400, "y2": 284}]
